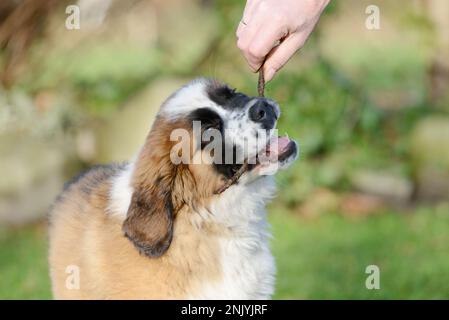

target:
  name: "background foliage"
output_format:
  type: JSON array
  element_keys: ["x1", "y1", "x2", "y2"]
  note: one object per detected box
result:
[{"x1": 1, "y1": 0, "x2": 449, "y2": 299}]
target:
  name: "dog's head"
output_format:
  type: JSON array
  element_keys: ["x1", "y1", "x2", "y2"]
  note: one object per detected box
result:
[{"x1": 122, "y1": 78, "x2": 298, "y2": 257}]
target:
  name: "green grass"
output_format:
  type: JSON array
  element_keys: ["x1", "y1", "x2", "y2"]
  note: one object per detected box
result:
[
  {"x1": 0, "y1": 224, "x2": 51, "y2": 299},
  {"x1": 1, "y1": 209, "x2": 449, "y2": 299},
  {"x1": 271, "y1": 207, "x2": 449, "y2": 299}
]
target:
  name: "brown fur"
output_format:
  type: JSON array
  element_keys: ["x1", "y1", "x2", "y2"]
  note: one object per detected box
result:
[{"x1": 49, "y1": 115, "x2": 226, "y2": 299}]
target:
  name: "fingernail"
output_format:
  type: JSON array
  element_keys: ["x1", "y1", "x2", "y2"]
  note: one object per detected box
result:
[{"x1": 265, "y1": 68, "x2": 276, "y2": 82}]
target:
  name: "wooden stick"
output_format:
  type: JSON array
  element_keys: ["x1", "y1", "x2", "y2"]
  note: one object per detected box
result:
[
  {"x1": 215, "y1": 161, "x2": 249, "y2": 194},
  {"x1": 258, "y1": 67, "x2": 265, "y2": 97}
]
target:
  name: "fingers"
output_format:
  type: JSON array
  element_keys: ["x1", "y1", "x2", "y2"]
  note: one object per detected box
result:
[
  {"x1": 242, "y1": 0, "x2": 258, "y2": 20},
  {"x1": 237, "y1": 31, "x2": 264, "y2": 71},
  {"x1": 236, "y1": 0, "x2": 258, "y2": 39},
  {"x1": 237, "y1": 1, "x2": 286, "y2": 72},
  {"x1": 245, "y1": 23, "x2": 288, "y2": 72},
  {"x1": 263, "y1": 33, "x2": 306, "y2": 82},
  {"x1": 236, "y1": 0, "x2": 330, "y2": 80},
  {"x1": 237, "y1": 20, "x2": 287, "y2": 72}
]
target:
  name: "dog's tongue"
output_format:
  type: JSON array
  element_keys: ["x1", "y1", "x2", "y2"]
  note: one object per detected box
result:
[{"x1": 266, "y1": 136, "x2": 291, "y2": 157}]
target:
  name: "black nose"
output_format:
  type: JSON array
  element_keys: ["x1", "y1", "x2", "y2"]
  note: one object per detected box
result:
[{"x1": 249, "y1": 99, "x2": 277, "y2": 129}]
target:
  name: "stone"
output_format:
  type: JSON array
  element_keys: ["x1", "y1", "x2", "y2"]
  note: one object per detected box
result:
[
  {"x1": 411, "y1": 116, "x2": 449, "y2": 201},
  {"x1": 350, "y1": 169, "x2": 413, "y2": 205},
  {"x1": 411, "y1": 116, "x2": 449, "y2": 169},
  {"x1": 415, "y1": 166, "x2": 449, "y2": 202}
]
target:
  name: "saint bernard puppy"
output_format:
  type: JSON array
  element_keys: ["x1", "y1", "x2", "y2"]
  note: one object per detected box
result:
[{"x1": 49, "y1": 78, "x2": 298, "y2": 299}]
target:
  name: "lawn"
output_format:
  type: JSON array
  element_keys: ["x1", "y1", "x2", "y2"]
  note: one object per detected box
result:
[
  {"x1": 270, "y1": 207, "x2": 449, "y2": 299},
  {"x1": 1, "y1": 208, "x2": 449, "y2": 299},
  {"x1": 0, "y1": 224, "x2": 51, "y2": 299}
]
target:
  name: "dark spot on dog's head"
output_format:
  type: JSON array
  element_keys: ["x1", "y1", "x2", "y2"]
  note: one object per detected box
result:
[
  {"x1": 188, "y1": 108, "x2": 223, "y2": 131},
  {"x1": 207, "y1": 84, "x2": 236, "y2": 106},
  {"x1": 207, "y1": 83, "x2": 251, "y2": 111},
  {"x1": 188, "y1": 108, "x2": 223, "y2": 150}
]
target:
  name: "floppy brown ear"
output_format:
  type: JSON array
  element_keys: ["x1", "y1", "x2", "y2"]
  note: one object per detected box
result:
[
  {"x1": 122, "y1": 187, "x2": 174, "y2": 258},
  {"x1": 122, "y1": 116, "x2": 191, "y2": 258}
]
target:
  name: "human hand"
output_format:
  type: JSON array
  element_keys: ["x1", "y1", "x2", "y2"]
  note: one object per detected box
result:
[{"x1": 236, "y1": 0, "x2": 330, "y2": 82}]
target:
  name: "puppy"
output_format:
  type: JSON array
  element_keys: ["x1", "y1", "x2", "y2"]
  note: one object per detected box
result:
[{"x1": 49, "y1": 78, "x2": 298, "y2": 299}]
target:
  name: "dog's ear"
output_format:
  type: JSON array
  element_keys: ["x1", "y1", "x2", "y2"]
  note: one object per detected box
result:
[
  {"x1": 122, "y1": 117, "x2": 192, "y2": 258},
  {"x1": 122, "y1": 185, "x2": 174, "y2": 258}
]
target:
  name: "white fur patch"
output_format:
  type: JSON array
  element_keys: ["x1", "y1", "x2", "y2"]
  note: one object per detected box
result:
[
  {"x1": 160, "y1": 79, "x2": 226, "y2": 120},
  {"x1": 189, "y1": 176, "x2": 277, "y2": 299},
  {"x1": 107, "y1": 162, "x2": 134, "y2": 220}
]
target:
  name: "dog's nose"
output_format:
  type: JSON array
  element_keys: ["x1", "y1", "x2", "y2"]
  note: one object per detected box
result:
[{"x1": 249, "y1": 99, "x2": 278, "y2": 129}]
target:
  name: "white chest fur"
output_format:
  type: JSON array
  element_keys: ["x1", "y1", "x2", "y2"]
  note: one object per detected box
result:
[
  {"x1": 190, "y1": 176, "x2": 277, "y2": 299},
  {"x1": 190, "y1": 230, "x2": 275, "y2": 299}
]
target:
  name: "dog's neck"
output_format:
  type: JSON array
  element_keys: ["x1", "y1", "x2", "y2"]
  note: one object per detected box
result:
[{"x1": 184, "y1": 175, "x2": 276, "y2": 243}]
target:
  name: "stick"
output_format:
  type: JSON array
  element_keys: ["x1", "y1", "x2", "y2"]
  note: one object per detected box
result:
[
  {"x1": 258, "y1": 67, "x2": 265, "y2": 97},
  {"x1": 215, "y1": 161, "x2": 249, "y2": 194}
]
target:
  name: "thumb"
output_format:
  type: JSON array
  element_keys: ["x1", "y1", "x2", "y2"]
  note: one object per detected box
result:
[{"x1": 263, "y1": 33, "x2": 306, "y2": 82}]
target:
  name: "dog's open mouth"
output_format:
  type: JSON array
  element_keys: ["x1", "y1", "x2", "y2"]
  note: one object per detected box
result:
[
  {"x1": 215, "y1": 135, "x2": 297, "y2": 194},
  {"x1": 257, "y1": 135, "x2": 297, "y2": 165}
]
